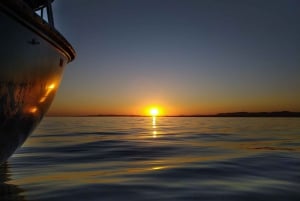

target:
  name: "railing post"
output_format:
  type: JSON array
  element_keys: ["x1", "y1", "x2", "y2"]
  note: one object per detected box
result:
[{"x1": 46, "y1": 0, "x2": 54, "y2": 28}]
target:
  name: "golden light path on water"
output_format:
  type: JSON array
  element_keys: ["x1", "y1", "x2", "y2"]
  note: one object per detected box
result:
[
  {"x1": 149, "y1": 107, "x2": 159, "y2": 138},
  {"x1": 152, "y1": 116, "x2": 157, "y2": 138}
]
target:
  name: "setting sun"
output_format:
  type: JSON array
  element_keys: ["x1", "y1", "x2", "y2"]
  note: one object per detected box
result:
[{"x1": 150, "y1": 108, "x2": 159, "y2": 116}]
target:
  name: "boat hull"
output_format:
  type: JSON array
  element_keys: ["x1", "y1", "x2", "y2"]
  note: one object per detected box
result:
[{"x1": 0, "y1": 2, "x2": 73, "y2": 164}]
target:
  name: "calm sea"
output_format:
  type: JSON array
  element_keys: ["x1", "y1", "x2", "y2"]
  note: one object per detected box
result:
[{"x1": 1, "y1": 117, "x2": 300, "y2": 201}]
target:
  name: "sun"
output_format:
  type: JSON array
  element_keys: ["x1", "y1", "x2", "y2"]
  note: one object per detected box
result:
[
  {"x1": 143, "y1": 106, "x2": 164, "y2": 116},
  {"x1": 150, "y1": 108, "x2": 159, "y2": 116}
]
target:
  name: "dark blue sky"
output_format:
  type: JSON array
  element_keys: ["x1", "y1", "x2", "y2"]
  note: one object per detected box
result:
[{"x1": 49, "y1": 0, "x2": 300, "y2": 115}]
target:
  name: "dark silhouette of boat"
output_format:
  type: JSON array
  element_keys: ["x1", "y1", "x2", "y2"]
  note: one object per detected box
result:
[{"x1": 0, "y1": 0, "x2": 75, "y2": 164}]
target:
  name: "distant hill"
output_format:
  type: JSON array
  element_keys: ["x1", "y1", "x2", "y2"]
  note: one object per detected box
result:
[
  {"x1": 163, "y1": 111, "x2": 300, "y2": 117},
  {"x1": 215, "y1": 111, "x2": 300, "y2": 117}
]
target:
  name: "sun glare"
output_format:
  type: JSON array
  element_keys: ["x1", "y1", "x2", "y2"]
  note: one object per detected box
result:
[{"x1": 150, "y1": 108, "x2": 159, "y2": 116}]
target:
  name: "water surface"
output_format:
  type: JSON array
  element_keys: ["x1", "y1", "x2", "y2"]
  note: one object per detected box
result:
[{"x1": 1, "y1": 117, "x2": 300, "y2": 200}]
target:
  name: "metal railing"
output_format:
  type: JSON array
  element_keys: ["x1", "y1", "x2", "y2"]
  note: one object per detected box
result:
[
  {"x1": 0, "y1": 0, "x2": 75, "y2": 61},
  {"x1": 24, "y1": 0, "x2": 55, "y2": 28}
]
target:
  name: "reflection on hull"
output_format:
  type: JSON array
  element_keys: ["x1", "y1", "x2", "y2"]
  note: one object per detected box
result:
[
  {"x1": 0, "y1": 0, "x2": 75, "y2": 164},
  {"x1": 0, "y1": 82, "x2": 56, "y2": 163}
]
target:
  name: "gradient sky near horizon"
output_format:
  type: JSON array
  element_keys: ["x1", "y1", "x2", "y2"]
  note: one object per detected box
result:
[{"x1": 48, "y1": 0, "x2": 300, "y2": 116}]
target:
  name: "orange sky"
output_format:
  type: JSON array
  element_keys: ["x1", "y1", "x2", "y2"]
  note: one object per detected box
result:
[{"x1": 48, "y1": 89, "x2": 300, "y2": 116}]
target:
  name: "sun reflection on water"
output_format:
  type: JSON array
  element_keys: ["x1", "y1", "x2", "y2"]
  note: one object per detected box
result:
[
  {"x1": 152, "y1": 130, "x2": 157, "y2": 138},
  {"x1": 152, "y1": 116, "x2": 156, "y2": 127},
  {"x1": 152, "y1": 116, "x2": 157, "y2": 138}
]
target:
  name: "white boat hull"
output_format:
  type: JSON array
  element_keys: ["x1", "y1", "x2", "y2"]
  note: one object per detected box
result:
[{"x1": 0, "y1": 0, "x2": 75, "y2": 164}]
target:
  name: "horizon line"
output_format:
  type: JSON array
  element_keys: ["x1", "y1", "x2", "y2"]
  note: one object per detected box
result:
[{"x1": 47, "y1": 111, "x2": 300, "y2": 117}]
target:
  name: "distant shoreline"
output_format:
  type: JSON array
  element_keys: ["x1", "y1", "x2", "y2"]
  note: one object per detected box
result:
[{"x1": 47, "y1": 111, "x2": 300, "y2": 117}]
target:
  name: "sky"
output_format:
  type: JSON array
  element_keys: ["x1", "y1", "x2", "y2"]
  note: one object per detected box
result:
[{"x1": 48, "y1": 0, "x2": 300, "y2": 116}]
